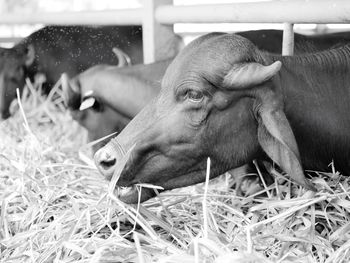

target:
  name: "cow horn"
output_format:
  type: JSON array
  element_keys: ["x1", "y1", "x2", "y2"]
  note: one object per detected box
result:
[
  {"x1": 223, "y1": 61, "x2": 282, "y2": 89},
  {"x1": 112, "y1": 47, "x2": 132, "y2": 67},
  {"x1": 79, "y1": 91, "x2": 96, "y2": 111},
  {"x1": 61, "y1": 73, "x2": 80, "y2": 108},
  {"x1": 61, "y1": 73, "x2": 71, "y2": 106},
  {"x1": 25, "y1": 44, "x2": 35, "y2": 66}
]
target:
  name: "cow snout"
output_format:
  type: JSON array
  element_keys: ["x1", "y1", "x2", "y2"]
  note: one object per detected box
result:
[{"x1": 94, "y1": 148, "x2": 117, "y2": 179}]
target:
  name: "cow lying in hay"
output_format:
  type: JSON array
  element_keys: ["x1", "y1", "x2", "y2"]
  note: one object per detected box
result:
[{"x1": 94, "y1": 32, "x2": 350, "y2": 204}]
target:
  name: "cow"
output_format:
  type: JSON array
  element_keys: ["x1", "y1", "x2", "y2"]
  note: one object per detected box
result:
[
  {"x1": 62, "y1": 29, "x2": 350, "y2": 146},
  {"x1": 94, "y1": 32, "x2": 350, "y2": 204},
  {"x1": 0, "y1": 25, "x2": 144, "y2": 119},
  {"x1": 62, "y1": 59, "x2": 172, "y2": 151}
]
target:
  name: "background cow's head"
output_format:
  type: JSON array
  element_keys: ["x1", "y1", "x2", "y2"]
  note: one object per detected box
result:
[
  {"x1": 61, "y1": 68, "x2": 131, "y2": 152},
  {"x1": 62, "y1": 61, "x2": 167, "y2": 153},
  {"x1": 0, "y1": 45, "x2": 35, "y2": 119},
  {"x1": 94, "y1": 33, "x2": 314, "y2": 204}
]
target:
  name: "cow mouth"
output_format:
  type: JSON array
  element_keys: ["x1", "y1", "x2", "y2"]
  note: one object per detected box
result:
[
  {"x1": 113, "y1": 168, "x2": 208, "y2": 204},
  {"x1": 113, "y1": 184, "x2": 156, "y2": 204},
  {"x1": 115, "y1": 185, "x2": 137, "y2": 199}
]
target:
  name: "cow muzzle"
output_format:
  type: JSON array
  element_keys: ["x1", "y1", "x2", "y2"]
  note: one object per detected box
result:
[{"x1": 94, "y1": 139, "x2": 156, "y2": 204}]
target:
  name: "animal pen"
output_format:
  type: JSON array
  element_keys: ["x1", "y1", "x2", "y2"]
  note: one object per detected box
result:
[{"x1": 1, "y1": 0, "x2": 350, "y2": 262}]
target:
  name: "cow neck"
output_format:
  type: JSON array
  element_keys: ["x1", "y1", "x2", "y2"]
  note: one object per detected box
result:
[{"x1": 262, "y1": 46, "x2": 350, "y2": 172}]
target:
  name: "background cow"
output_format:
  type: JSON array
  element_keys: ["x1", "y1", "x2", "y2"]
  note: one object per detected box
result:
[
  {"x1": 237, "y1": 29, "x2": 350, "y2": 54},
  {"x1": 62, "y1": 59, "x2": 172, "y2": 151},
  {"x1": 94, "y1": 32, "x2": 350, "y2": 204},
  {"x1": 0, "y1": 25, "x2": 143, "y2": 119}
]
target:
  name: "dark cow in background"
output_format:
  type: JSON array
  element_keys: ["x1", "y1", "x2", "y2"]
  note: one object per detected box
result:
[
  {"x1": 94, "y1": 32, "x2": 350, "y2": 203},
  {"x1": 0, "y1": 25, "x2": 143, "y2": 119},
  {"x1": 62, "y1": 59, "x2": 172, "y2": 151},
  {"x1": 237, "y1": 29, "x2": 350, "y2": 54}
]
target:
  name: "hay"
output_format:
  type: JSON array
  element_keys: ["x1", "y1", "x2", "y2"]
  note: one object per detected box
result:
[{"x1": 1, "y1": 79, "x2": 350, "y2": 263}]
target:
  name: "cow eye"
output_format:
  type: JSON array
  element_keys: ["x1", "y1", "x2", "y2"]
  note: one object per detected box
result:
[{"x1": 186, "y1": 90, "x2": 204, "y2": 103}]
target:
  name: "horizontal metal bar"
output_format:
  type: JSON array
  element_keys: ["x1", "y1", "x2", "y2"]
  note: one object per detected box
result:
[
  {"x1": 0, "y1": 1, "x2": 349, "y2": 26},
  {"x1": 0, "y1": 37, "x2": 22, "y2": 43},
  {"x1": 0, "y1": 9, "x2": 143, "y2": 25},
  {"x1": 156, "y1": 1, "x2": 350, "y2": 24}
]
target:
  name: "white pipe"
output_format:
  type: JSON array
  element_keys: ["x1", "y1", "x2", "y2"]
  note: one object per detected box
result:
[
  {"x1": 0, "y1": 1, "x2": 349, "y2": 26},
  {"x1": 282, "y1": 23, "x2": 294, "y2": 56},
  {"x1": 0, "y1": 37, "x2": 22, "y2": 43},
  {"x1": 156, "y1": 1, "x2": 350, "y2": 24},
  {"x1": 0, "y1": 9, "x2": 143, "y2": 25}
]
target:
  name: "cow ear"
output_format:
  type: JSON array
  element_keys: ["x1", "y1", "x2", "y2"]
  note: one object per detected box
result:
[
  {"x1": 256, "y1": 90, "x2": 316, "y2": 191},
  {"x1": 25, "y1": 44, "x2": 35, "y2": 66},
  {"x1": 223, "y1": 60, "x2": 314, "y2": 189},
  {"x1": 112, "y1": 47, "x2": 131, "y2": 67},
  {"x1": 223, "y1": 61, "x2": 281, "y2": 89},
  {"x1": 61, "y1": 73, "x2": 81, "y2": 109}
]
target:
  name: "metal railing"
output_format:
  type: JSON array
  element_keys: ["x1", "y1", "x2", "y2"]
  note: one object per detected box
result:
[{"x1": 0, "y1": 0, "x2": 349, "y2": 61}]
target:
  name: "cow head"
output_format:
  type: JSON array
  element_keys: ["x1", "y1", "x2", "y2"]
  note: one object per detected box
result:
[
  {"x1": 94, "y1": 33, "x2": 315, "y2": 204},
  {"x1": 0, "y1": 45, "x2": 35, "y2": 119},
  {"x1": 61, "y1": 69, "x2": 131, "y2": 152}
]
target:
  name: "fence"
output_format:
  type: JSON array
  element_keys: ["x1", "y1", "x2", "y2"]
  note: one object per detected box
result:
[{"x1": 0, "y1": 0, "x2": 349, "y2": 62}]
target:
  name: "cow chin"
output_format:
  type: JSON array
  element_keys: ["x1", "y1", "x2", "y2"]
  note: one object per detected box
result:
[{"x1": 115, "y1": 185, "x2": 156, "y2": 204}]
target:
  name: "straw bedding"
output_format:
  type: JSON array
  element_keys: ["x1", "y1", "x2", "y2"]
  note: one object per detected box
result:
[{"x1": 1, "y1": 80, "x2": 350, "y2": 263}]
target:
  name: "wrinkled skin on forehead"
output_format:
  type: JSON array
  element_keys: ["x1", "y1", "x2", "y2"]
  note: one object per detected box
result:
[{"x1": 95, "y1": 33, "x2": 272, "y2": 203}]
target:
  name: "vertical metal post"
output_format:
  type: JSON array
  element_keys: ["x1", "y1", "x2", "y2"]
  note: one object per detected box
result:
[
  {"x1": 282, "y1": 23, "x2": 294, "y2": 56},
  {"x1": 0, "y1": 1, "x2": 5, "y2": 13},
  {"x1": 142, "y1": 0, "x2": 180, "y2": 63}
]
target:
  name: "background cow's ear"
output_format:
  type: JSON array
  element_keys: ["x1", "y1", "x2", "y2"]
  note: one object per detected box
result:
[
  {"x1": 25, "y1": 44, "x2": 35, "y2": 66},
  {"x1": 112, "y1": 47, "x2": 131, "y2": 67},
  {"x1": 256, "y1": 89, "x2": 315, "y2": 191},
  {"x1": 61, "y1": 73, "x2": 81, "y2": 110}
]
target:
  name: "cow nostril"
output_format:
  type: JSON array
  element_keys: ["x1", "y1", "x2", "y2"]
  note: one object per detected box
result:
[
  {"x1": 100, "y1": 157, "x2": 116, "y2": 170},
  {"x1": 95, "y1": 150, "x2": 117, "y2": 173}
]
